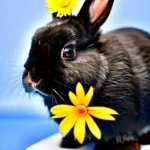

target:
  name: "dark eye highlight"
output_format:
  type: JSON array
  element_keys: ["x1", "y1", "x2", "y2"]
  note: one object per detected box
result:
[{"x1": 61, "y1": 47, "x2": 76, "y2": 60}]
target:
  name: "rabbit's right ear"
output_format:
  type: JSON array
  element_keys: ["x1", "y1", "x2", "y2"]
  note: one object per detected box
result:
[{"x1": 78, "y1": 0, "x2": 114, "y2": 33}]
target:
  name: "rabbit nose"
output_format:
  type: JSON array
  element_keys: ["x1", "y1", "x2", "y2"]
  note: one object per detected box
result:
[{"x1": 23, "y1": 71, "x2": 41, "y2": 92}]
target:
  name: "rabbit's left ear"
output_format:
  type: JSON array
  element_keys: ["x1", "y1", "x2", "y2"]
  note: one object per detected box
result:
[{"x1": 78, "y1": 0, "x2": 114, "y2": 33}]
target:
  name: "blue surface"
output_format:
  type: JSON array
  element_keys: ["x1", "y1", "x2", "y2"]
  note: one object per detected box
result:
[
  {"x1": 0, "y1": 104, "x2": 59, "y2": 150},
  {"x1": 0, "y1": 0, "x2": 150, "y2": 150},
  {"x1": 0, "y1": 118, "x2": 58, "y2": 150}
]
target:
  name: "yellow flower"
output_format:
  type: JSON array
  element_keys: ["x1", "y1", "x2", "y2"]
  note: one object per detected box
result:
[
  {"x1": 45, "y1": 0, "x2": 79, "y2": 18},
  {"x1": 50, "y1": 82, "x2": 119, "y2": 144}
]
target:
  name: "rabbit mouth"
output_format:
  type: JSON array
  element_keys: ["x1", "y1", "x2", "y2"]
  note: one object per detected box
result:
[
  {"x1": 22, "y1": 73, "x2": 41, "y2": 92},
  {"x1": 22, "y1": 70, "x2": 70, "y2": 100},
  {"x1": 22, "y1": 70, "x2": 49, "y2": 96}
]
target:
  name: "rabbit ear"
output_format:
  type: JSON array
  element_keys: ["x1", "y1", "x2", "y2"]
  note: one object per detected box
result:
[{"x1": 78, "y1": 0, "x2": 114, "y2": 33}]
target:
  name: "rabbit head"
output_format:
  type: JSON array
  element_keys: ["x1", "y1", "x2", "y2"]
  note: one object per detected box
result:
[{"x1": 22, "y1": 0, "x2": 114, "y2": 99}]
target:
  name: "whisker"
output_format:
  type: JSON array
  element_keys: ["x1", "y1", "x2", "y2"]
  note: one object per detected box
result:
[
  {"x1": 55, "y1": 89, "x2": 68, "y2": 98},
  {"x1": 0, "y1": 71, "x2": 21, "y2": 76},
  {"x1": 51, "y1": 93, "x2": 57, "y2": 105},
  {"x1": 52, "y1": 88, "x2": 66, "y2": 104},
  {"x1": 18, "y1": 86, "x2": 25, "y2": 101},
  {"x1": 7, "y1": 64, "x2": 23, "y2": 68},
  {"x1": 16, "y1": 86, "x2": 24, "y2": 104},
  {"x1": 0, "y1": 74, "x2": 22, "y2": 87},
  {"x1": 2, "y1": 60, "x2": 24, "y2": 66},
  {"x1": 7, "y1": 75, "x2": 22, "y2": 81},
  {"x1": 11, "y1": 77, "x2": 22, "y2": 86},
  {"x1": 44, "y1": 65, "x2": 73, "y2": 90},
  {"x1": 47, "y1": 70, "x2": 72, "y2": 90},
  {"x1": 8, "y1": 80, "x2": 22, "y2": 101},
  {"x1": 20, "y1": 89, "x2": 26, "y2": 102},
  {"x1": 53, "y1": 78, "x2": 72, "y2": 90}
]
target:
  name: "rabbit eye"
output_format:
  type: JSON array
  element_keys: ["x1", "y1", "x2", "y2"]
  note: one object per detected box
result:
[{"x1": 61, "y1": 47, "x2": 75, "y2": 59}]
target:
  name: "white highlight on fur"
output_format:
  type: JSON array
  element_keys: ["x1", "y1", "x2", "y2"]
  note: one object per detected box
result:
[
  {"x1": 116, "y1": 133, "x2": 135, "y2": 144},
  {"x1": 139, "y1": 125, "x2": 150, "y2": 136}
]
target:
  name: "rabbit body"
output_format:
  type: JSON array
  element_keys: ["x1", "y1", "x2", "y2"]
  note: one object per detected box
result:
[
  {"x1": 42, "y1": 27, "x2": 150, "y2": 142},
  {"x1": 22, "y1": 0, "x2": 150, "y2": 148}
]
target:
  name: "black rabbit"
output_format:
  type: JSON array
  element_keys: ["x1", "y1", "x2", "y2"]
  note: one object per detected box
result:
[{"x1": 22, "y1": 0, "x2": 150, "y2": 149}]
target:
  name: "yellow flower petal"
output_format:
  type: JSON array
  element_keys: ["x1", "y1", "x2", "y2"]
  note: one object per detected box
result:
[
  {"x1": 76, "y1": 82, "x2": 85, "y2": 104},
  {"x1": 88, "y1": 108, "x2": 116, "y2": 121},
  {"x1": 45, "y1": 0, "x2": 79, "y2": 18},
  {"x1": 88, "y1": 107, "x2": 119, "y2": 115},
  {"x1": 66, "y1": 9, "x2": 70, "y2": 15},
  {"x1": 60, "y1": 113, "x2": 78, "y2": 137},
  {"x1": 51, "y1": 105, "x2": 75, "y2": 118},
  {"x1": 52, "y1": 114, "x2": 67, "y2": 118},
  {"x1": 83, "y1": 86, "x2": 94, "y2": 106},
  {"x1": 50, "y1": 105, "x2": 75, "y2": 115},
  {"x1": 74, "y1": 116, "x2": 86, "y2": 144},
  {"x1": 68, "y1": 91, "x2": 81, "y2": 106},
  {"x1": 85, "y1": 114, "x2": 101, "y2": 139},
  {"x1": 56, "y1": 11, "x2": 62, "y2": 17}
]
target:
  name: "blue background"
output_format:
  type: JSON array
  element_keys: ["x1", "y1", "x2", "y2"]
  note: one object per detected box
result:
[{"x1": 0, "y1": 0, "x2": 150, "y2": 150}]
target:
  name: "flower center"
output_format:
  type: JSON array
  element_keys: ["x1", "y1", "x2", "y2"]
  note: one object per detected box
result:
[
  {"x1": 77, "y1": 105, "x2": 87, "y2": 116},
  {"x1": 61, "y1": 4, "x2": 69, "y2": 8}
]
